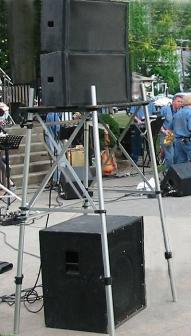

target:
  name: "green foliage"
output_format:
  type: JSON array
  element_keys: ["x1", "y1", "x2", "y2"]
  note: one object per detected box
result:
[
  {"x1": 129, "y1": 0, "x2": 191, "y2": 94},
  {"x1": 113, "y1": 113, "x2": 130, "y2": 128},
  {"x1": 98, "y1": 114, "x2": 120, "y2": 149},
  {"x1": 185, "y1": 56, "x2": 191, "y2": 91},
  {"x1": 0, "y1": 0, "x2": 9, "y2": 73}
]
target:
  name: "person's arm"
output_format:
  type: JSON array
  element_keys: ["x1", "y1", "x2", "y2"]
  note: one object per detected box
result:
[
  {"x1": 160, "y1": 106, "x2": 171, "y2": 135},
  {"x1": 161, "y1": 126, "x2": 170, "y2": 136},
  {"x1": 134, "y1": 115, "x2": 144, "y2": 125},
  {"x1": 130, "y1": 105, "x2": 144, "y2": 125}
]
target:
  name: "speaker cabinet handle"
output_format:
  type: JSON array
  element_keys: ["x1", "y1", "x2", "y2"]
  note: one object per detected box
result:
[{"x1": 65, "y1": 250, "x2": 79, "y2": 275}]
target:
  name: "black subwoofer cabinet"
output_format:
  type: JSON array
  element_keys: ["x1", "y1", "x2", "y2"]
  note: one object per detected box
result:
[{"x1": 39, "y1": 215, "x2": 146, "y2": 333}]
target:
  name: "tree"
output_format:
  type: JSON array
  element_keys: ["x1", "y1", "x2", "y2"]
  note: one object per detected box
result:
[
  {"x1": 184, "y1": 56, "x2": 191, "y2": 91},
  {"x1": 129, "y1": 0, "x2": 191, "y2": 94}
]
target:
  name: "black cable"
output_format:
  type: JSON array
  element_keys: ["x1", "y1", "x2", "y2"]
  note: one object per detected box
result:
[
  {"x1": 0, "y1": 230, "x2": 40, "y2": 259},
  {"x1": 0, "y1": 285, "x2": 43, "y2": 311},
  {"x1": 23, "y1": 266, "x2": 44, "y2": 313}
]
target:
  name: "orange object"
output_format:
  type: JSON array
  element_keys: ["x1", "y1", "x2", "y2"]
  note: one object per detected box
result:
[
  {"x1": 101, "y1": 147, "x2": 117, "y2": 176},
  {"x1": 163, "y1": 131, "x2": 174, "y2": 146}
]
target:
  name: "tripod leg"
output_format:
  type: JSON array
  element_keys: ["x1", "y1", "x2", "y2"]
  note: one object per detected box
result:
[
  {"x1": 141, "y1": 83, "x2": 177, "y2": 302},
  {"x1": 4, "y1": 148, "x2": 11, "y2": 208},
  {"x1": 83, "y1": 117, "x2": 90, "y2": 209},
  {"x1": 91, "y1": 85, "x2": 115, "y2": 336},
  {"x1": 14, "y1": 88, "x2": 34, "y2": 335}
]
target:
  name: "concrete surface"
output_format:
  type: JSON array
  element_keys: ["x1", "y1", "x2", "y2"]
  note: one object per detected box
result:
[{"x1": 0, "y1": 170, "x2": 191, "y2": 336}]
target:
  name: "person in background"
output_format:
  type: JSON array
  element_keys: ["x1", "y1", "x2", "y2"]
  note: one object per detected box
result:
[
  {"x1": 44, "y1": 112, "x2": 65, "y2": 187},
  {"x1": 173, "y1": 95, "x2": 191, "y2": 164},
  {"x1": 130, "y1": 96, "x2": 157, "y2": 164},
  {"x1": 160, "y1": 94, "x2": 183, "y2": 169},
  {"x1": 0, "y1": 109, "x2": 16, "y2": 195}
]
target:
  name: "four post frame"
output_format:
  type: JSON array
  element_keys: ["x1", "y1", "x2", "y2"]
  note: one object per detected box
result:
[{"x1": 13, "y1": 84, "x2": 176, "y2": 336}]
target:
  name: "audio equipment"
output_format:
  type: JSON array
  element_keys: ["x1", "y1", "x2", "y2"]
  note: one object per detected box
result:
[
  {"x1": 41, "y1": 0, "x2": 128, "y2": 53},
  {"x1": 59, "y1": 124, "x2": 84, "y2": 145},
  {"x1": 160, "y1": 162, "x2": 191, "y2": 196},
  {"x1": 40, "y1": 0, "x2": 131, "y2": 106},
  {"x1": 6, "y1": 0, "x2": 36, "y2": 84},
  {"x1": 39, "y1": 215, "x2": 146, "y2": 333},
  {"x1": 0, "y1": 261, "x2": 13, "y2": 274},
  {"x1": 59, "y1": 166, "x2": 93, "y2": 199}
]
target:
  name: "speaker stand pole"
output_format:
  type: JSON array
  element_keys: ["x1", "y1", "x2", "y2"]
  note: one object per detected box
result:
[
  {"x1": 140, "y1": 83, "x2": 177, "y2": 302},
  {"x1": 91, "y1": 85, "x2": 115, "y2": 336},
  {"x1": 13, "y1": 88, "x2": 34, "y2": 335},
  {"x1": 83, "y1": 116, "x2": 90, "y2": 209}
]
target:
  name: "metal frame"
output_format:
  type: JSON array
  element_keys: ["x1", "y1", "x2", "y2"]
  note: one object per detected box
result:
[
  {"x1": 13, "y1": 84, "x2": 176, "y2": 336},
  {"x1": 99, "y1": 84, "x2": 177, "y2": 302},
  {"x1": 13, "y1": 86, "x2": 115, "y2": 335}
]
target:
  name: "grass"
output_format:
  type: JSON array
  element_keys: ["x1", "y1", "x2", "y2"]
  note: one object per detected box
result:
[{"x1": 112, "y1": 112, "x2": 130, "y2": 128}]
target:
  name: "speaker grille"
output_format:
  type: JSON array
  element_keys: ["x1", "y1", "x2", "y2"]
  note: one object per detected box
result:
[
  {"x1": 41, "y1": 0, "x2": 128, "y2": 52},
  {"x1": 40, "y1": 0, "x2": 131, "y2": 106}
]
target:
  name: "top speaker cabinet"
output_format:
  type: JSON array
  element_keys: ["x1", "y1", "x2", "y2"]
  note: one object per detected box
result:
[
  {"x1": 41, "y1": 0, "x2": 128, "y2": 53},
  {"x1": 40, "y1": 0, "x2": 131, "y2": 106}
]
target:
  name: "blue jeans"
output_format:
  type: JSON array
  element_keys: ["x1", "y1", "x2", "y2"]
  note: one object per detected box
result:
[
  {"x1": 174, "y1": 138, "x2": 191, "y2": 163},
  {"x1": 131, "y1": 125, "x2": 143, "y2": 163}
]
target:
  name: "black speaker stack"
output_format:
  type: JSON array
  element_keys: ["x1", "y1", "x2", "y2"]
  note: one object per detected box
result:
[
  {"x1": 40, "y1": 0, "x2": 131, "y2": 106},
  {"x1": 161, "y1": 162, "x2": 191, "y2": 197},
  {"x1": 39, "y1": 215, "x2": 146, "y2": 333}
]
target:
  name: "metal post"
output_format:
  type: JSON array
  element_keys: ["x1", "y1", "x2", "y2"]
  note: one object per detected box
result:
[
  {"x1": 91, "y1": 85, "x2": 115, "y2": 335},
  {"x1": 13, "y1": 88, "x2": 34, "y2": 335},
  {"x1": 141, "y1": 83, "x2": 177, "y2": 302},
  {"x1": 84, "y1": 117, "x2": 89, "y2": 188}
]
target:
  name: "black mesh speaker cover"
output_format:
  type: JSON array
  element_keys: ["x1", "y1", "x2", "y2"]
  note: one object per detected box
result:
[
  {"x1": 6, "y1": 0, "x2": 37, "y2": 84},
  {"x1": 41, "y1": 52, "x2": 130, "y2": 105},
  {"x1": 39, "y1": 215, "x2": 146, "y2": 333},
  {"x1": 40, "y1": 0, "x2": 131, "y2": 106},
  {"x1": 161, "y1": 162, "x2": 191, "y2": 196},
  {"x1": 41, "y1": 0, "x2": 127, "y2": 53}
]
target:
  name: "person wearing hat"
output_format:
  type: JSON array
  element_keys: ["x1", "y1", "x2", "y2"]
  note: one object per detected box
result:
[{"x1": 173, "y1": 94, "x2": 191, "y2": 163}]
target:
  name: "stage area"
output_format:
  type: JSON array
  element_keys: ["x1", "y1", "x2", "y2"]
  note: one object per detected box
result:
[{"x1": 0, "y1": 170, "x2": 191, "y2": 336}]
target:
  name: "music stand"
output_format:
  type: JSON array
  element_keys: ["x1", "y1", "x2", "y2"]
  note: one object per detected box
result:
[{"x1": 0, "y1": 135, "x2": 23, "y2": 207}]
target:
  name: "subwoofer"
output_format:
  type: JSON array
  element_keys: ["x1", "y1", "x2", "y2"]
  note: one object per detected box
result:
[
  {"x1": 40, "y1": 0, "x2": 131, "y2": 106},
  {"x1": 59, "y1": 166, "x2": 93, "y2": 199},
  {"x1": 39, "y1": 215, "x2": 146, "y2": 333},
  {"x1": 160, "y1": 162, "x2": 191, "y2": 196}
]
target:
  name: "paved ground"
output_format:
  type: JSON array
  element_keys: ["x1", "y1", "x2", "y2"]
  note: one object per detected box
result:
[{"x1": 1, "y1": 169, "x2": 191, "y2": 336}]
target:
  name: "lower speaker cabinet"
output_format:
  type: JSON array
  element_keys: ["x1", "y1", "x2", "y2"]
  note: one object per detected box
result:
[{"x1": 39, "y1": 215, "x2": 146, "y2": 333}]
